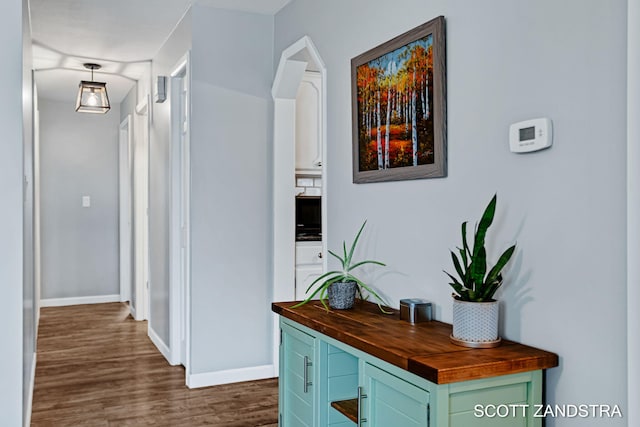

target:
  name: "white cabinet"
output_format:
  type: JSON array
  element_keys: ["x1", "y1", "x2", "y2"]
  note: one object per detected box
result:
[
  {"x1": 295, "y1": 242, "x2": 323, "y2": 300},
  {"x1": 295, "y1": 72, "x2": 322, "y2": 174},
  {"x1": 295, "y1": 242, "x2": 323, "y2": 264},
  {"x1": 295, "y1": 265, "x2": 323, "y2": 301}
]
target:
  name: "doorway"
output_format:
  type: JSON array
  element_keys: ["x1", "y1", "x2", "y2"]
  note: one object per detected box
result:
[
  {"x1": 119, "y1": 115, "x2": 133, "y2": 306},
  {"x1": 170, "y1": 53, "x2": 191, "y2": 370},
  {"x1": 132, "y1": 98, "x2": 150, "y2": 321},
  {"x1": 271, "y1": 36, "x2": 327, "y2": 373}
]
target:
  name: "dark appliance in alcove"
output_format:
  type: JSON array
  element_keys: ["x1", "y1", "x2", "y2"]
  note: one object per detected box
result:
[{"x1": 295, "y1": 196, "x2": 321, "y2": 241}]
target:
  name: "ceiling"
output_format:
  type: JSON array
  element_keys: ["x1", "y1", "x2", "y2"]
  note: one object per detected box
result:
[{"x1": 31, "y1": 0, "x2": 291, "y2": 105}]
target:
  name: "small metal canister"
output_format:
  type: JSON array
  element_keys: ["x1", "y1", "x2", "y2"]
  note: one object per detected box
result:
[{"x1": 400, "y1": 298, "x2": 432, "y2": 323}]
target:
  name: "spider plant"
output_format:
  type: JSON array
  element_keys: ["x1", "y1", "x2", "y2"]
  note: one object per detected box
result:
[
  {"x1": 292, "y1": 220, "x2": 390, "y2": 312},
  {"x1": 444, "y1": 194, "x2": 516, "y2": 302}
]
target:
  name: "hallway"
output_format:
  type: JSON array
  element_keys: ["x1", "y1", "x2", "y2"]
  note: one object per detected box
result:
[{"x1": 31, "y1": 303, "x2": 278, "y2": 426}]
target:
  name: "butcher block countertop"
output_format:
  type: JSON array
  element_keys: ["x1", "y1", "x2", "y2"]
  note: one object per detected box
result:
[{"x1": 272, "y1": 300, "x2": 558, "y2": 384}]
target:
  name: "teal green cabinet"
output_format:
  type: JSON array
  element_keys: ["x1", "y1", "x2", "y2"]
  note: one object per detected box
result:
[
  {"x1": 361, "y1": 362, "x2": 430, "y2": 426},
  {"x1": 280, "y1": 322, "x2": 316, "y2": 427},
  {"x1": 273, "y1": 301, "x2": 557, "y2": 427}
]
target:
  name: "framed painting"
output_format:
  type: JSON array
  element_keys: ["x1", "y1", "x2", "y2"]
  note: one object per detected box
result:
[{"x1": 351, "y1": 16, "x2": 446, "y2": 183}]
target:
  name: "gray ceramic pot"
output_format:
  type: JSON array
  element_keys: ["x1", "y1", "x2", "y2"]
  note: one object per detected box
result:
[{"x1": 327, "y1": 281, "x2": 357, "y2": 309}]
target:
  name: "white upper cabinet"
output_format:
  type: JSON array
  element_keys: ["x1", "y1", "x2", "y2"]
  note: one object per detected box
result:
[{"x1": 295, "y1": 72, "x2": 322, "y2": 174}]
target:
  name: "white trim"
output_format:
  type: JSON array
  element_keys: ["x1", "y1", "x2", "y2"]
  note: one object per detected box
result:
[
  {"x1": 148, "y1": 326, "x2": 174, "y2": 365},
  {"x1": 169, "y1": 51, "x2": 191, "y2": 372},
  {"x1": 24, "y1": 352, "x2": 36, "y2": 427},
  {"x1": 186, "y1": 364, "x2": 276, "y2": 389},
  {"x1": 135, "y1": 100, "x2": 148, "y2": 115},
  {"x1": 129, "y1": 303, "x2": 137, "y2": 320},
  {"x1": 33, "y1": 85, "x2": 41, "y2": 337},
  {"x1": 133, "y1": 96, "x2": 150, "y2": 321},
  {"x1": 271, "y1": 36, "x2": 327, "y2": 376},
  {"x1": 272, "y1": 36, "x2": 326, "y2": 99},
  {"x1": 170, "y1": 57, "x2": 188, "y2": 78},
  {"x1": 628, "y1": 0, "x2": 640, "y2": 423},
  {"x1": 40, "y1": 294, "x2": 121, "y2": 307}
]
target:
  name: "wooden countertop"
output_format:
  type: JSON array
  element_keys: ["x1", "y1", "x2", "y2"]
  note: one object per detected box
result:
[{"x1": 272, "y1": 300, "x2": 558, "y2": 384}]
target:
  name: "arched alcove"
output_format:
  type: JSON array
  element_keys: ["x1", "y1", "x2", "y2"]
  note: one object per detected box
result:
[{"x1": 271, "y1": 36, "x2": 327, "y2": 372}]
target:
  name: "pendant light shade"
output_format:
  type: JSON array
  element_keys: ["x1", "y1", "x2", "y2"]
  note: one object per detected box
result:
[{"x1": 76, "y1": 63, "x2": 110, "y2": 114}]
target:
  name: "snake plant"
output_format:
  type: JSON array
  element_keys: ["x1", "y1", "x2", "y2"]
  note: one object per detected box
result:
[{"x1": 445, "y1": 194, "x2": 516, "y2": 302}]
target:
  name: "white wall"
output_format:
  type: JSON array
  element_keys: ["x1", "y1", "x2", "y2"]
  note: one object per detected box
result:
[
  {"x1": 39, "y1": 99, "x2": 121, "y2": 301},
  {"x1": 188, "y1": 5, "x2": 274, "y2": 378},
  {"x1": 275, "y1": 0, "x2": 627, "y2": 425},
  {"x1": 149, "y1": 9, "x2": 192, "y2": 346}
]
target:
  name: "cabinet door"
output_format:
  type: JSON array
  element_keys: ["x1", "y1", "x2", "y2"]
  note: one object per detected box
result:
[
  {"x1": 295, "y1": 72, "x2": 322, "y2": 172},
  {"x1": 361, "y1": 363, "x2": 430, "y2": 427},
  {"x1": 295, "y1": 265, "x2": 323, "y2": 301},
  {"x1": 295, "y1": 242, "x2": 323, "y2": 265},
  {"x1": 281, "y1": 324, "x2": 316, "y2": 427}
]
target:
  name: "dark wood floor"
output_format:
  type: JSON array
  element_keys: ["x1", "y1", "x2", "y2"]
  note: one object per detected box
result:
[{"x1": 31, "y1": 303, "x2": 278, "y2": 426}]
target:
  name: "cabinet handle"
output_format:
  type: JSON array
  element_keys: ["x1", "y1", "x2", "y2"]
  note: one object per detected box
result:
[
  {"x1": 357, "y1": 386, "x2": 367, "y2": 426},
  {"x1": 303, "y1": 356, "x2": 312, "y2": 393},
  {"x1": 318, "y1": 252, "x2": 322, "y2": 259}
]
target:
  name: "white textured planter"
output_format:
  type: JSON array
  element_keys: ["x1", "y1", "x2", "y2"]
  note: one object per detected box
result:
[{"x1": 451, "y1": 298, "x2": 501, "y2": 348}]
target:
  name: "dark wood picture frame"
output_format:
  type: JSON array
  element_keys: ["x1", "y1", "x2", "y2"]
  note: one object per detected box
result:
[{"x1": 351, "y1": 16, "x2": 446, "y2": 183}]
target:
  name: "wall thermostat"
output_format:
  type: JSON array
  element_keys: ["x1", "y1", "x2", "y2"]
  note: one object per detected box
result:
[{"x1": 509, "y1": 118, "x2": 552, "y2": 153}]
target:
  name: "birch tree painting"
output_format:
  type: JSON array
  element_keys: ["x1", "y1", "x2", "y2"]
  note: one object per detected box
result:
[{"x1": 355, "y1": 34, "x2": 434, "y2": 172}]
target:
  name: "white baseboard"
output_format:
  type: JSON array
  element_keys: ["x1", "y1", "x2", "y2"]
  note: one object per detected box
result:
[
  {"x1": 24, "y1": 352, "x2": 36, "y2": 427},
  {"x1": 187, "y1": 364, "x2": 276, "y2": 389},
  {"x1": 148, "y1": 326, "x2": 173, "y2": 365},
  {"x1": 40, "y1": 294, "x2": 121, "y2": 307}
]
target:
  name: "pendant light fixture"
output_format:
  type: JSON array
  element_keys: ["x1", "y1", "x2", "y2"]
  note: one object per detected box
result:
[{"x1": 75, "y1": 63, "x2": 110, "y2": 114}]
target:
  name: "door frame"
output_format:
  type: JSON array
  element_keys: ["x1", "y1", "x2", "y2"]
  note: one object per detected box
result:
[
  {"x1": 119, "y1": 115, "x2": 133, "y2": 305},
  {"x1": 271, "y1": 36, "x2": 327, "y2": 374},
  {"x1": 133, "y1": 98, "x2": 150, "y2": 321},
  {"x1": 33, "y1": 82, "x2": 41, "y2": 332},
  {"x1": 169, "y1": 52, "x2": 191, "y2": 372}
]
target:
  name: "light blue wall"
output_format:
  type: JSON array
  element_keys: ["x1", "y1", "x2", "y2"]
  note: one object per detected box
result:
[
  {"x1": 189, "y1": 5, "x2": 274, "y2": 374},
  {"x1": 39, "y1": 99, "x2": 121, "y2": 300},
  {"x1": 275, "y1": 0, "x2": 627, "y2": 424}
]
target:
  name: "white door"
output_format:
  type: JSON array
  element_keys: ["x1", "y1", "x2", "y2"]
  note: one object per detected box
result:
[
  {"x1": 178, "y1": 73, "x2": 190, "y2": 365},
  {"x1": 170, "y1": 54, "x2": 191, "y2": 370},
  {"x1": 133, "y1": 100, "x2": 150, "y2": 321}
]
